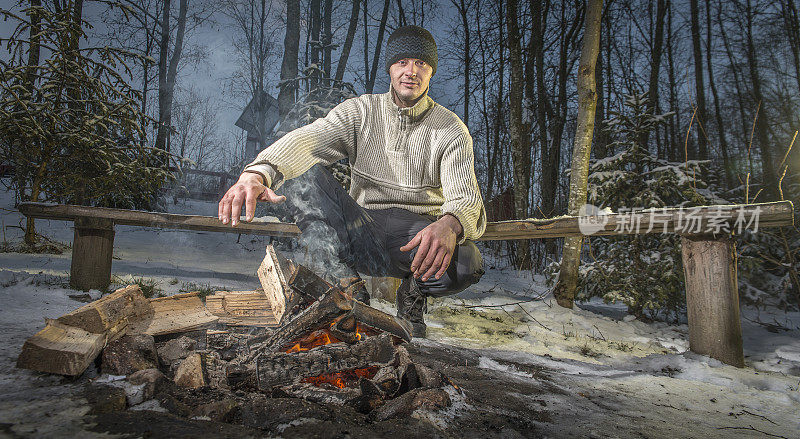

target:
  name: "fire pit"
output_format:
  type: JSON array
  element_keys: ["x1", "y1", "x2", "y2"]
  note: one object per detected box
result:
[{"x1": 16, "y1": 245, "x2": 457, "y2": 428}]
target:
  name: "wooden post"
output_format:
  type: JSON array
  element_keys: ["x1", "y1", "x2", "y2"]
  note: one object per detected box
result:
[
  {"x1": 70, "y1": 217, "x2": 115, "y2": 291},
  {"x1": 681, "y1": 234, "x2": 744, "y2": 367}
]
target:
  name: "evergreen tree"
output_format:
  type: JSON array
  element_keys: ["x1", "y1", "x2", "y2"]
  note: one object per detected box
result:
[
  {"x1": 548, "y1": 93, "x2": 722, "y2": 320},
  {"x1": 0, "y1": 4, "x2": 172, "y2": 245}
]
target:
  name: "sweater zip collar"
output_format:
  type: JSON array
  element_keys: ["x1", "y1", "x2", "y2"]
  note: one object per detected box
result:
[{"x1": 386, "y1": 87, "x2": 434, "y2": 123}]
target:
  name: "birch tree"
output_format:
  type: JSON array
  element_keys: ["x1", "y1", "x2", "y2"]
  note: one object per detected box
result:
[{"x1": 552, "y1": 0, "x2": 603, "y2": 309}]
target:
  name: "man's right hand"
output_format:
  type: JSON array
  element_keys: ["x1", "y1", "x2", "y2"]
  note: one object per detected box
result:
[{"x1": 218, "y1": 172, "x2": 286, "y2": 226}]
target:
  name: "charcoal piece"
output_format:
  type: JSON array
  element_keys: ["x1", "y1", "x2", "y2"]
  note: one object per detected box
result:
[
  {"x1": 206, "y1": 331, "x2": 251, "y2": 360},
  {"x1": 279, "y1": 382, "x2": 360, "y2": 406},
  {"x1": 254, "y1": 334, "x2": 395, "y2": 390},
  {"x1": 347, "y1": 378, "x2": 386, "y2": 414},
  {"x1": 101, "y1": 334, "x2": 158, "y2": 375},
  {"x1": 414, "y1": 363, "x2": 444, "y2": 388},
  {"x1": 370, "y1": 388, "x2": 452, "y2": 422},
  {"x1": 84, "y1": 384, "x2": 128, "y2": 414},
  {"x1": 396, "y1": 362, "x2": 422, "y2": 396},
  {"x1": 201, "y1": 351, "x2": 229, "y2": 390}
]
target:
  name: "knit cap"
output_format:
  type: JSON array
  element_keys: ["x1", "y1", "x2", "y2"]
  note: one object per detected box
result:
[{"x1": 384, "y1": 25, "x2": 438, "y2": 75}]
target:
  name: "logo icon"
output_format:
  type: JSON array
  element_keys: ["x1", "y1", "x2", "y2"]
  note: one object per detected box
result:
[{"x1": 578, "y1": 203, "x2": 609, "y2": 236}]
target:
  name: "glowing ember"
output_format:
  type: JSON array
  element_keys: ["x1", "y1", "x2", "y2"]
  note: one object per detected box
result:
[
  {"x1": 285, "y1": 322, "x2": 378, "y2": 353},
  {"x1": 302, "y1": 366, "x2": 379, "y2": 389}
]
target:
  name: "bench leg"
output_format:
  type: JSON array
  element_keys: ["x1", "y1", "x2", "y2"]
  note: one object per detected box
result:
[
  {"x1": 70, "y1": 218, "x2": 115, "y2": 292},
  {"x1": 681, "y1": 234, "x2": 744, "y2": 367}
]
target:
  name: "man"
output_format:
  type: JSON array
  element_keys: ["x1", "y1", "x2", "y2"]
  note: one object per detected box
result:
[{"x1": 218, "y1": 25, "x2": 485, "y2": 337}]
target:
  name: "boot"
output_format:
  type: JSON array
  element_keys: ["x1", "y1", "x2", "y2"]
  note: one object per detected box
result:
[
  {"x1": 396, "y1": 275, "x2": 427, "y2": 338},
  {"x1": 339, "y1": 276, "x2": 370, "y2": 305}
]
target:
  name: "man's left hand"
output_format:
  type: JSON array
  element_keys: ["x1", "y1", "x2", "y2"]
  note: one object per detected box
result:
[{"x1": 400, "y1": 214, "x2": 463, "y2": 281}]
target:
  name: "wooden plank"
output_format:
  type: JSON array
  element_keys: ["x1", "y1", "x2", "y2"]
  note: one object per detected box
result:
[
  {"x1": 57, "y1": 285, "x2": 150, "y2": 334},
  {"x1": 70, "y1": 217, "x2": 115, "y2": 291},
  {"x1": 478, "y1": 201, "x2": 794, "y2": 240},
  {"x1": 257, "y1": 246, "x2": 302, "y2": 323},
  {"x1": 205, "y1": 290, "x2": 279, "y2": 328},
  {"x1": 16, "y1": 320, "x2": 106, "y2": 376},
  {"x1": 681, "y1": 234, "x2": 744, "y2": 367},
  {"x1": 127, "y1": 292, "x2": 218, "y2": 336},
  {"x1": 18, "y1": 202, "x2": 301, "y2": 237}
]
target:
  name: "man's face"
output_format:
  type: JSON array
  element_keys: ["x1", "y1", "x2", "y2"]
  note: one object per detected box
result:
[{"x1": 389, "y1": 58, "x2": 433, "y2": 107}]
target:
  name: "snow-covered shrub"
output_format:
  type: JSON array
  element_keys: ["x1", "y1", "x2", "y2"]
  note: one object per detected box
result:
[{"x1": 548, "y1": 93, "x2": 721, "y2": 320}]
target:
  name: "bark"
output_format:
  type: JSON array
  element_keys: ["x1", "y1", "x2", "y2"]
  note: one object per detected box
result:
[
  {"x1": 335, "y1": 0, "x2": 361, "y2": 82},
  {"x1": 705, "y1": 0, "x2": 733, "y2": 188},
  {"x1": 666, "y1": 0, "x2": 679, "y2": 161},
  {"x1": 506, "y1": 0, "x2": 532, "y2": 269},
  {"x1": 310, "y1": 0, "x2": 321, "y2": 89},
  {"x1": 279, "y1": 0, "x2": 300, "y2": 117},
  {"x1": 155, "y1": 0, "x2": 188, "y2": 166},
  {"x1": 366, "y1": 0, "x2": 391, "y2": 94},
  {"x1": 744, "y1": 0, "x2": 779, "y2": 199},
  {"x1": 690, "y1": 0, "x2": 709, "y2": 160},
  {"x1": 553, "y1": 0, "x2": 603, "y2": 309},
  {"x1": 641, "y1": 0, "x2": 666, "y2": 150},
  {"x1": 451, "y1": 0, "x2": 470, "y2": 128},
  {"x1": 24, "y1": 0, "x2": 42, "y2": 93},
  {"x1": 323, "y1": 0, "x2": 332, "y2": 85}
]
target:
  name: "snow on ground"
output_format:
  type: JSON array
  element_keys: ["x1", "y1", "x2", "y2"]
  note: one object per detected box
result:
[{"x1": 1, "y1": 189, "x2": 799, "y2": 437}]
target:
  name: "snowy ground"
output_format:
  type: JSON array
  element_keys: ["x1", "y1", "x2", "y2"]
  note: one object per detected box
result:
[{"x1": 0, "y1": 190, "x2": 798, "y2": 438}]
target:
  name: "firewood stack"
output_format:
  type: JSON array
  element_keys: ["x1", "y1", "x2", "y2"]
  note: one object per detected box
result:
[{"x1": 16, "y1": 245, "x2": 457, "y2": 422}]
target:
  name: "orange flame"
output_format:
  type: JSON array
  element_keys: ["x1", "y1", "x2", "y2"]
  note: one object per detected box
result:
[
  {"x1": 301, "y1": 366, "x2": 379, "y2": 389},
  {"x1": 285, "y1": 322, "x2": 376, "y2": 353}
]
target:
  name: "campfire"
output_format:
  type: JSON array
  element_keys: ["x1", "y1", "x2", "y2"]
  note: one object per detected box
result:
[{"x1": 16, "y1": 245, "x2": 456, "y2": 424}]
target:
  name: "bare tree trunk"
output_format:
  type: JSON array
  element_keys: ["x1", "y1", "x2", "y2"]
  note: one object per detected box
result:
[
  {"x1": 641, "y1": 0, "x2": 665, "y2": 150},
  {"x1": 366, "y1": 0, "x2": 391, "y2": 94},
  {"x1": 690, "y1": 0, "x2": 708, "y2": 160},
  {"x1": 744, "y1": 0, "x2": 779, "y2": 199},
  {"x1": 279, "y1": 0, "x2": 301, "y2": 117},
  {"x1": 155, "y1": 0, "x2": 188, "y2": 168},
  {"x1": 24, "y1": 0, "x2": 41, "y2": 92},
  {"x1": 705, "y1": 0, "x2": 733, "y2": 188},
  {"x1": 310, "y1": 0, "x2": 321, "y2": 89},
  {"x1": 666, "y1": 0, "x2": 679, "y2": 162},
  {"x1": 335, "y1": 0, "x2": 361, "y2": 83},
  {"x1": 323, "y1": 0, "x2": 332, "y2": 85},
  {"x1": 782, "y1": 0, "x2": 800, "y2": 94},
  {"x1": 396, "y1": 0, "x2": 407, "y2": 26},
  {"x1": 451, "y1": 0, "x2": 470, "y2": 128},
  {"x1": 553, "y1": 0, "x2": 603, "y2": 309},
  {"x1": 507, "y1": 0, "x2": 532, "y2": 270}
]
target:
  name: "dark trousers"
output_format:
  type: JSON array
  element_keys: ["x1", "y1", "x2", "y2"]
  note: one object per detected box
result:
[{"x1": 279, "y1": 164, "x2": 484, "y2": 298}]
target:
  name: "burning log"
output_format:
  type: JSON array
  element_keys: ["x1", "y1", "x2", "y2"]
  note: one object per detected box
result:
[{"x1": 254, "y1": 333, "x2": 396, "y2": 390}]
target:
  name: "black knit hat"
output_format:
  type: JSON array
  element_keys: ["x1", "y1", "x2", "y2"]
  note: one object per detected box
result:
[{"x1": 385, "y1": 25, "x2": 438, "y2": 75}]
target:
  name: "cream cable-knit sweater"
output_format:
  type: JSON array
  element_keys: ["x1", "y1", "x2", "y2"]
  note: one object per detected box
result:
[{"x1": 244, "y1": 90, "x2": 486, "y2": 243}]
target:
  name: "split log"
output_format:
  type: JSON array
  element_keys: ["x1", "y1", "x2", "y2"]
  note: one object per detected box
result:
[
  {"x1": 257, "y1": 245, "x2": 303, "y2": 323},
  {"x1": 57, "y1": 285, "x2": 150, "y2": 334},
  {"x1": 205, "y1": 290, "x2": 279, "y2": 327},
  {"x1": 249, "y1": 287, "x2": 354, "y2": 356},
  {"x1": 127, "y1": 292, "x2": 218, "y2": 336},
  {"x1": 255, "y1": 334, "x2": 396, "y2": 390},
  {"x1": 16, "y1": 320, "x2": 106, "y2": 376},
  {"x1": 288, "y1": 265, "x2": 334, "y2": 303}
]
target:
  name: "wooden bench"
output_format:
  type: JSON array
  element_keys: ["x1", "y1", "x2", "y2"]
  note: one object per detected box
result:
[{"x1": 19, "y1": 200, "x2": 795, "y2": 367}]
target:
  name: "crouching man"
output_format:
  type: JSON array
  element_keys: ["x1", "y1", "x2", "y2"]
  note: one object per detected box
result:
[{"x1": 218, "y1": 25, "x2": 485, "y2": 337}]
